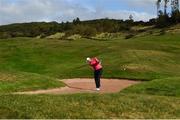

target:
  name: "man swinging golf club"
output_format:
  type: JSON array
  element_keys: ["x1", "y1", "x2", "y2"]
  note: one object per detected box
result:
[{"x1": 86, "y1": 57, "x2": 103, "y2": 91}]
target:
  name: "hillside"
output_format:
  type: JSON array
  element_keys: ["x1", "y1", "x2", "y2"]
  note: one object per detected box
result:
[
  {"x1": 0, "y1": 23, "x2": 180, "y2": 118},
  {"x1": 0, "y1": 18, "x2": 152, "y2": 39}
]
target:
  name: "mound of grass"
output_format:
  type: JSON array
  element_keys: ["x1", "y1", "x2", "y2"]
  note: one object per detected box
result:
[
  {"x1": 0, "y1": 33, "x2": 180, "y2": 80},
  {"x1": 122, "y1": 77, "x2": 180, "y2": 97},
  {"x1": 0, "y1": 94, "x2": 179, "y2": 119},
  {"x1": 0, "y1": 72, "x2": 65, "y2": 93}
]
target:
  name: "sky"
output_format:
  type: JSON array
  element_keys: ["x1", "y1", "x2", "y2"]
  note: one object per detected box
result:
[{"x1": 0, "y1": 0, "x2": 159, "y2": 25}]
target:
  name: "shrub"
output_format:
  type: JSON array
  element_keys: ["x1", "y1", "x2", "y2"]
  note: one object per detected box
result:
[
  {"x1": 46, "y1": 33, "x2": 65, "y2": 39},
  {"x1": 125, "y1": 34, "x2": 135, "y2": 39},
  {"x1": 67, "y1": 34, "x2": 82, "y2": 40}
]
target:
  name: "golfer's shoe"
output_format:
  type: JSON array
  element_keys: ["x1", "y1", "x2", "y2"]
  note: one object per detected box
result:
[{"x1": 96, "y1": 88, "x2": 100, "y2": 91}]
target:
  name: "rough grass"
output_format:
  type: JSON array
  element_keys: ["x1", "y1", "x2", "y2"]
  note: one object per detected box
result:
[
  {"x1": 0, "y1": 94, "x2": 179, "y2": 119},
  {"x1": 46, "y1": 32, "x2": 65, "y2": 39},
  {"x1": 122, "y1": 77, "x2": 180, "y2": 97},
  {"x1": 0, "y1": 71, "x2": 65, "y2": 93}
]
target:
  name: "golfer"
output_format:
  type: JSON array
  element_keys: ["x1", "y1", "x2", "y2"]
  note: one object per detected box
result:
[{"x1": 87, "y1": 57, "x2": 103, "y2": 91}]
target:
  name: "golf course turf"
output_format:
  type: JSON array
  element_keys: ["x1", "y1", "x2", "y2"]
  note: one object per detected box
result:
[{"x1": 0, "y1": 30, "x2": 180, "y2": 118}]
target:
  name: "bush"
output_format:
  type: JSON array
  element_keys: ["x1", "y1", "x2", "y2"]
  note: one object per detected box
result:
[
  {"x1": 0, "y1": 32, "x2": 12, "y2": 39},
  {"x1": 46, "y1": 33, "x2": 65, "y2": 39},
  {"x1": 156, "y1": 15, "x2": 170, "y2": 28},
  {"x1": 159, "y1": 29, "x2": 166, "y2": 35},
  {"x1": 125, "y1": 34, "x2": 135, "y2": 39},
  {"x1": 40, "y1": 33, "x2": 46, "y2": 38},
  {"x1": 83, "y1": 26, "x2": 97, "y2": 37},
  {"x1": 67, "y1": 34, "x2": 82, "y2": 40},
  {"x1": 171, "y1": 10, "x2": 180, "y2": 23}
]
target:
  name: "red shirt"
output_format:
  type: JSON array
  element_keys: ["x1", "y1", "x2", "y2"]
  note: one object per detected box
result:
[{"x1": 89, "y1": 57, "x2": 102, "y2": 70}]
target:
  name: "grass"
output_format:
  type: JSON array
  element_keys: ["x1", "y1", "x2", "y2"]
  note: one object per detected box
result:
[
  {"x1": 0, "y1": 71, "x2": 65, "y2": 93},
  {"x1": 0, "y1": 29, "x2": 179, "y2": 118},
  {"x1": 122, "y1": 77, "x2": 180, "y2": 97},
  {"x1": 0, "y1": 33, "x2": 179, "y2": 80},
  {"x1": 0, "y1": 94, "x2": 179, "y2": 119}
]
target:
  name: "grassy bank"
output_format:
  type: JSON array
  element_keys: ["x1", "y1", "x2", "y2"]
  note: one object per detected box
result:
[
  {"x1": 122, "y1": 77, "x2": 180, "y2": 97},
  {"x1": 0, "y1": 33, "x2": 179, "y2": 80},
  {"x1": 0, "y1": 71, "x2": 64, "y2": 93},
  {"x1": 0, "y1": 94, "x2": 179, "y2": 119}
]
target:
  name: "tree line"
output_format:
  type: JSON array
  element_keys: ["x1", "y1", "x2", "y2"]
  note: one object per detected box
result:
[
  {"x1": 0, "y1": 18, "x2": 148, "y2": 39},
  {"x1": 0, "y1": 0, "x2": 179, "y2": 39},
  {"x1": 155, "y1": 0, "x2": 180, "y2": 27}
]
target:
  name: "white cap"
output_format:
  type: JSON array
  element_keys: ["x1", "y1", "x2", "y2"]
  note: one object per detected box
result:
[{"x1": 86, "y1": 57, "x2": 91, "y2": 61}]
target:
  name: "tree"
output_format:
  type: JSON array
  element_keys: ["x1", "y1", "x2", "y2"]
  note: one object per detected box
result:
[
  {"x1": 156, "y1": 10, "x2": 170, "y2": 27},
  {"x1": 171, "y1": 0, "x2": 179, "y2": 12},
  {"x1": 64, "y1": 21, "x2": 72, "y2": 31},
  {"x1": 157, "y1": 0, "x2": 162, "y2": 16},
  {"x1": 171, "y1": 10, "x2": 180, "y2": 23},
  {"x1": 83, "y1": 26, "x2": 97, "y2": 37},
  {"x1": 149, "y1": 18, "x2": 156, "y2": 25},
  {"x1": 129, "y1": 14, "x2": 133, "y2": 21},
  {"x1": 156, "y1": 0, "x2": 171, "y2": 16},
  {"x1": 73, "y1": 17, "x2": 81, "y2": 25},
  {"x1": 164, "y1": 0, "x2": 169, "y2": 15}
]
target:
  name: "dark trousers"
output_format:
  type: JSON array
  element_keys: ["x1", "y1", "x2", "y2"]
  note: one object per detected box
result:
[{"x1": 94, "y1": 69, "x2": 103, "y2": 88}]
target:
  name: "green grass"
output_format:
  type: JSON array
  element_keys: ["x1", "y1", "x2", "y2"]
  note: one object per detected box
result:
[
  {"x1": 0, "y1": 71, "x2": 65, "y2": 93},
  {"x1": 0, "y1": 94, "x2": 179, "y2": 119},
  {"x1": 0, "y1": 30, "x2": 180, "y2": 118},
  {"x1": 0, "y1": 33, "x2": 179, "y2": 80},
  {"x1": 122, "y1": 77, "x2": 180, "y2": 97}
]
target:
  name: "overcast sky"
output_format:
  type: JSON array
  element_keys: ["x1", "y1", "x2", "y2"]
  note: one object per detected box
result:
[{"x1": 0, "y1": 0, "x2": 158, "y2": 25}]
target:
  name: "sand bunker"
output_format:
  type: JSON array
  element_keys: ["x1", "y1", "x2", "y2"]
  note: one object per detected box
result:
[{"x1": 16, "y1": 78, "x2": 140, "y2": 95}]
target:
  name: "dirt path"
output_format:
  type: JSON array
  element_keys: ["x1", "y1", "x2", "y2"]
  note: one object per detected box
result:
[{"x1": 16, "y1": 78, "x2": 140, "y2": 95}]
